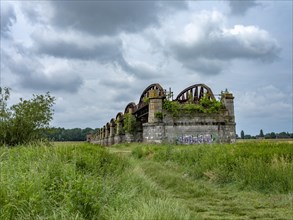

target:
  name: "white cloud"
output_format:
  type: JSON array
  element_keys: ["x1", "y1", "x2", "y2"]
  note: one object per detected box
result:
[
  {"x1": 168, "y1": 10, "x2": 280, "y2": 74},
  {"x1": 235, "y1": 85, "x2": 292, "y2": 134}
]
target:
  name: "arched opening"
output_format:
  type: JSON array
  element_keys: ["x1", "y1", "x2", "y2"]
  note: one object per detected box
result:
[
  {"x1": 176, "y1": 84, "x2": 215, "y2": 104},
  {"x1": 135, "y1": 83, "x2": 165, "y2": 123},
  {"x1": 115, "y1": 112, "x2": 124, "y2": 135}
]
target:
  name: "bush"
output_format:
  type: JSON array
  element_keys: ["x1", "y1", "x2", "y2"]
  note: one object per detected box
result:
[
  {"x1": 0, "y1": 87, "x2": 55, "y2": 146},
  {"x1": 123, "y1": 113, "x2": 137, "y2": 134}
]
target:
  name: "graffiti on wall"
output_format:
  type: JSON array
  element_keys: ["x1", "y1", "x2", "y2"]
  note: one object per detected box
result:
[{"x1": 176, "y1": 134, "x2": 215, "y2": 144}]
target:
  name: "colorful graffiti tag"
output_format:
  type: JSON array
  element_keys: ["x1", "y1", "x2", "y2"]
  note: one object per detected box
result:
[{"x1": 176, "y1": 134, "x2": 213, "y2": 144}]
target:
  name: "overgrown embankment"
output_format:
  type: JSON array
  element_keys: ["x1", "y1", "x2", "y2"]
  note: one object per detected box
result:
[
  {"x1": 0, "y1": 143, "x2": 190, "y2": 219},
  {"x1": 1, "y1": 142, "x2": 293, "y2": 219},
  {"x1": 132, "y1": 142, "x2": 293, "y2": 193}
]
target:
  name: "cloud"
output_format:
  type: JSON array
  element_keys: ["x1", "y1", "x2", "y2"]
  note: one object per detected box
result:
[
  {"x1": 47, "y1": 1, "x2": 187, "y2": 36},
  {"x1": 0, "y1": 3, "x2": 16, "y2": 37},
  {"x1": 32, "y1": 30, "x2": 123, "y2": 62},
  {"x1": 2, "y1": 48, "x2": 83, "y2": 93},
  {"x1": 169, "y1": 11, "x2": 280, "y2": 75},
  {"x1": 228, "y1": 0, "x2": 260, "y2": 15},
  {"x1": 235, "y1": 85, "x2": 292, "y2": 134},
  {"x1": 20, "y1": 1, "x2": 52, "y2": 24},
  {"x1": 20, "y1": 69, "x2": 83, "y2": 93},
  {"x1": 4, "y1": 1, "x2": 187, "y2": 89},
  {"x1": 30, "y1": 28, "x2": 161, "y2": 81},
  {"x1": 236, "y1": 85, "x2": 292, "y2": 119}
]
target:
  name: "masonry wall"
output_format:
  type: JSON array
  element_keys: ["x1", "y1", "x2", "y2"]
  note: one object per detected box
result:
[{"x1": 142, "y1": 111, "x2": 236, "y2": 144}]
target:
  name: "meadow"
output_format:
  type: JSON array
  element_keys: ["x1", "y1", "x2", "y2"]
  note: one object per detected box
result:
[{"x1": 0, "y1": 141, "x2": 292, "y2": 219}]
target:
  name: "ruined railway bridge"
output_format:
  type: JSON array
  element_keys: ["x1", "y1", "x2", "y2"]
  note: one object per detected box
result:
[{"x1": 88, "y1": 83, "x2": 236, "y2": 145}]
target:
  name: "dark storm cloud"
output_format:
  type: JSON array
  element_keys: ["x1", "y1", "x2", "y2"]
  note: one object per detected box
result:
[
  {"x1": 117, "y1": 58, "x2": 160, "y2": 80},
  {"x1": 33, "y1": 35, "x2": 123, "y2": 62},
  {"x1": 31, "y1": 32, "x2": 159, "y2": 80},
  {"x1": 172, "y1": 34, "x2": 279, "y2": 62},
  {"x1": 228, "y1": 0, "x2": 260, "y2": 15},
  {"x1": 20, "y1": 70, "x2": 83, "y2": 93},
  {"x1": 2, "y1": 49, "x2": 83, "y2": 93},
  {"x1": 49, "y1": 1, "x2": 187, "y2": 36},
  {"x1": 1, "y1": 3, "x2": 16, "y2": 37},
  {"x1": 16, "y1": 1, "x2": 188, "y2": 83},
  {"x1": 176, "y1": 58, "x2": 227, "y2": 75}
]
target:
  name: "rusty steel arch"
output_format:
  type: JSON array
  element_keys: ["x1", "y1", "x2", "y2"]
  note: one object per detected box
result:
[
  {"x1": 110, "y1": 118, "x2": 116, "y2": 126},
  {"x1": 136, "y1": 83, "x2": 165, "y2": 111},
  {"x1": 124, "y1": 102, "x2": 137, "y2": 114},
  {"x1": 116, "y1": 112, "x2": 124, "y2": 121},
  {"x1": 176, "y1": 84, "x2": 215, "y2": 103}
]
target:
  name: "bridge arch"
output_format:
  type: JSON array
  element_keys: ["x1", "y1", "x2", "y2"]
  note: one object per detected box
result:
[
  {"x1": 115, "y1": 112, "x2": 124, "y2": 135},
  {"x1": 132, "y1": 83, "x2": 165, "y2": 123},
  {"x1": 116, "y1": 112, "x2": 124, "y2": 121},
  {"x1": 136, "y1": 83, "x2": 165, "y2": 110},
  {"x1": 176, "y1": 84, "x2": 215, "y2": 103},
  {"x1": 110, "y1": 118, "x2": 116, "y2": 126},
  {"x1": 124, "y1": 102, "x2": 137, "y2": 114}
]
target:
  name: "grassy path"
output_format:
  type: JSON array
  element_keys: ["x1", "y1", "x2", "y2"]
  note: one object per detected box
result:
[{"x1": 110, "y1": 145, "x2": 293, "y2": 220}]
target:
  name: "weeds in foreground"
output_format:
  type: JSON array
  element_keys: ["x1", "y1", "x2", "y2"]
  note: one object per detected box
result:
[
  {"x1": 132, "y1": 142, "x2": 293, "y2": 193},
  {"x1": 1, "y1": 141, "x2": 293, "y2": 219},
  {"x1": 0, "y1": 143, "x2": 190, "y2": 219}
]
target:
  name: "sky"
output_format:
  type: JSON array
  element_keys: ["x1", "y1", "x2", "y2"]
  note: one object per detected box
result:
[{"x1": 1, "y1": 0, "x2": 292, "y2": 135}]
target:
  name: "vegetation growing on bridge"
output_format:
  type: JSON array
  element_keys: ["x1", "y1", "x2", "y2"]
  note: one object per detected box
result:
[
  {"x1": 123, "y1": 113, "x2": 137, "y2": 133},
  {"x1": 163, "y1": 95, "x2": 223, "y2": 117}
]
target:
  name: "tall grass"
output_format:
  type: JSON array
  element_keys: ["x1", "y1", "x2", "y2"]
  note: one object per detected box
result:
[
  {"x1": 1, "y1": 141, "x2": 292, "y2": 219},
  {"x1": 132, "y1": 142, "x2": 293, "y2": 193},
  {"x1": 0, "y1": 143, "x2": 191, "y2": 219}
]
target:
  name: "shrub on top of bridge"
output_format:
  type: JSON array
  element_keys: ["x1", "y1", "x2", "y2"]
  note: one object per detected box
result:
[
  {"x1": 163, "y1": 99, "x2": 181, "y2": 117},
  {"x1": 163, "y1": 95, "x2": 223, "y2": 117}
]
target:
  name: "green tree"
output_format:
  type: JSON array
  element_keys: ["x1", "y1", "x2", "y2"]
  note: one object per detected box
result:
[
  {"x1": 0, "y1": 87, "x2": 55, "y2": 146},
  {"x1": 259, "y1": 129, "x2": 264, "y2": 137},
  {"x1": 270, "y1": 132, "x2": 277, "y2": 139},
  {"x1": 240, "y1": 130, "x2": 245, "y2": 139}
]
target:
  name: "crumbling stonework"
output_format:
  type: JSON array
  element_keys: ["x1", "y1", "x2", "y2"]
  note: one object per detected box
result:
[{"x1": 89, "y1": 83, "x2": 236, "y2": 145}]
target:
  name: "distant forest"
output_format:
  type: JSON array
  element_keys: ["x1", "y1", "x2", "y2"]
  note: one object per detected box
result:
[
  {"x1": 44, "y1": 127, "x2": 292, "y2": 142},
  {"x1": 238, "y1": 130, "x2": 293, "y2": 140},
  {"x1": 44, "y1": 127, "x2": 99, "y2": 141}
]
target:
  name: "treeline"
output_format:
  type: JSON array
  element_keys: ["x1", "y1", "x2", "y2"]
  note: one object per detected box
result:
[
  {"x1": 238, "y1": 130, "x2": 293, "y2": 139},
  {"x1": 44, "y1": 127, "x2": 99, "y2": 141}
]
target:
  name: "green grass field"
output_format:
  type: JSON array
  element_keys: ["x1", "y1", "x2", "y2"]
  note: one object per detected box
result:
[{"x1": 1, "y1": 141, "x2": 292, "y2": 219}]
